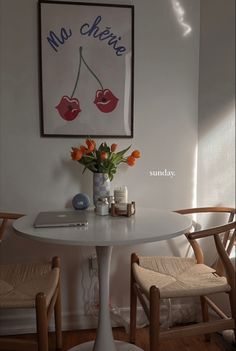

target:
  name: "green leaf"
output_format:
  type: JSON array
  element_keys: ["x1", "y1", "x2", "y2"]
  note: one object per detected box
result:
[
  {"x1": 98, "y1": 142, "x2": 110, "y2": 153},
  {"x1": 115, "y1": 145, "x2": 131, "y2": 157},
  {"x1": 82, "y1": 166, "x2": 87, "y2": 174}
]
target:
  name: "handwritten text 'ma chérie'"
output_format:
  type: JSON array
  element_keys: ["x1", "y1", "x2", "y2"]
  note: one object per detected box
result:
[{"x1": 47, "y1": 15, "x2": 127, "y2": 57}]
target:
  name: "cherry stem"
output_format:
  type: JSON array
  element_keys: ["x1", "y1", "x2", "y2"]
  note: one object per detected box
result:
[
  {"x1": 70, "y1": 48, "x2": 82, "y2": 98},
  {"x1": 80, "y1": 47, "x2": 104, "y2": 90},
  {"x1": 70, "y1": 47, "x2": 104, "y2": 98}
]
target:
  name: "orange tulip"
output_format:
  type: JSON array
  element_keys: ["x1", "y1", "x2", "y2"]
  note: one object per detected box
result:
[
  {"x1": 111, "y1": 143, "x2": 117, "y2": 152},
  {"x1": 80, "y1": 145, "x2": 87, "y2": 154},
  {"x1": 86, "y1": 139, "x2": 95, "y2": 152},
  {"x1": 70, "y1": 148, "x2": 78, "y2": 160},
  {"x1": 131, "y1": 150, "x2": 141, "y2": 158},
  {"x1": 71, "y1": 148, "x2": 83, "y2": 161},
  {"x1": 100, "y1": 151, "x2": 108, "y2": 160},
  {"x1": 127, "y1": 156, "x2": 136, "y2": 166}
]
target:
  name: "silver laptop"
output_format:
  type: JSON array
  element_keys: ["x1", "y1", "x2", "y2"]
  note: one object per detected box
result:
[{"x1": 34, "y1": 210, "x2": 88, "y2": 228}]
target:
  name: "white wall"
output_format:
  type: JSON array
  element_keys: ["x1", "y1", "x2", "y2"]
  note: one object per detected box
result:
[
  {"x1": 197, "y1": 0, "x2": 235, "y2": 317},
  {"x1": 0, "y1": 0, "x2": 200, "y2": 333},
  {"x1": 198, "y1": 0, "x2": 235, "y2": 208}
]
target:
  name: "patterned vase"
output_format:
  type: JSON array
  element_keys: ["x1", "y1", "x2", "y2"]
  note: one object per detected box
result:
[{"x1": 93, "y1": 173, "x2": 111, "y2": 206}]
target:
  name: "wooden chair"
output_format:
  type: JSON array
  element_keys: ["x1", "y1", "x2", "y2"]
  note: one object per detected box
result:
[
  {"x1": 130, "y1": 207, "x2": 236, "y2": 351},
  {"x1": 0, "y1": 212, "x2": 62, "y2": 351}
]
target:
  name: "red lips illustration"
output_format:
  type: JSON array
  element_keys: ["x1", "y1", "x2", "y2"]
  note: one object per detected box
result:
[
  {"x1": 55, "y1": 47, "x2": 119, "y2": 121},
  {"x1": 94, "y1": 89, "x2": 119, "y2": 113},
  {"x1": 56, "y1": 96, "x2": 81, "y2": 121}
]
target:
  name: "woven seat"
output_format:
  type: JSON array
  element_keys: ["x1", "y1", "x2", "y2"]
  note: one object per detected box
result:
[
  {"x1": 0, "y1": 262, "x2": 60, "y2": 308},
  {"x1": 130, "y1": 207, "x2": 236, "y2": 351},
  {"x1": 0, "y1": 213, "x2": 62, "y2": 351},
  {"x1": 133, "y1": 256, "x2": 230, "y2": 299}
]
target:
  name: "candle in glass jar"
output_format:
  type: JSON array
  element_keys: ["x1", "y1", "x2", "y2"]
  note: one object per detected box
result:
[{"x1": 114, "y1": 186, "x2": 128, "y2": 204}]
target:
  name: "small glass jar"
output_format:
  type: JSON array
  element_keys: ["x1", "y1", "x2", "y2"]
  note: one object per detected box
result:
[
  {"x1": 108, "y1": 195, "x2": 115, "y2": 209},
  {"x1": 96, "y1": 197, "x2": 109, "y2": 216}
]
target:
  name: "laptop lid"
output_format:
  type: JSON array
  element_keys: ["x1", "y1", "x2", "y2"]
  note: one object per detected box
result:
[{"x1": 34, "y1": 210, "x2": 88, "y2": 228}]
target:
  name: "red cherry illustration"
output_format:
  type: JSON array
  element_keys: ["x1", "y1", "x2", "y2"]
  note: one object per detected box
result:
[
  {"x1": 56, "y1": 96, "x2": 81, "y2": 121},
  {"x1": 94, "y1": 89, "x2": 119, "y2": 113}
]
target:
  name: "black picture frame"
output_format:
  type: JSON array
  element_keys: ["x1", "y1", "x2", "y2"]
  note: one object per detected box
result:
[{"x1": 38, "y1": 0, "x2": 134, "y2": 138}]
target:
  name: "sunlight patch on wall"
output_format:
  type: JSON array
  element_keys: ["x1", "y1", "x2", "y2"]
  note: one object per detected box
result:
[
  {"x1": 171, "y1": 0, "x2": 192, "y2": 36},
  {"x1": 192, "y1": 144, "x2": 198, "y2": 209},
  {"x1": 197, "y1": 104, "x2": 235, "y2": 206}
]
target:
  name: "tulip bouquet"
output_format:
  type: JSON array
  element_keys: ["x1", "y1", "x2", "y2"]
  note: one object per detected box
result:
[{"x1": 71, "y1": 139, "x2": 141, "y2": 181}]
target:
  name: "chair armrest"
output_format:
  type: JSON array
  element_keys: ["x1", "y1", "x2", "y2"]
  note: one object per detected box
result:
[
  {"x1": 175, "y1": 207, "x2": 236, "y2": 215},
  {"x1": 0, "y1": 213, "x2": 24, "y2": 220},
  {"x1": 188, "y1": 221, "x2": 236, "y2": 279},
  {"x1": 188, "y1": 221, "x2": 236, "y2": 240},
  {"x1": 0, "y1": 213, "x2": 24, "y2": 241}
]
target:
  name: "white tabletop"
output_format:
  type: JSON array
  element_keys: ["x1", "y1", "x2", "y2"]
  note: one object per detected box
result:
[{"x1": 13, "y1": 208, "x2": 192, "y2": 246}]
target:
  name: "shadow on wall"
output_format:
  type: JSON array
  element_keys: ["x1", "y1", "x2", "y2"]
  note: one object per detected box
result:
[
  {"x1": 198, "y1": 0, "x2": 235, "y2": 139},
  {"x1": 198, "y1": 101, "x2": 235, "y2": 139}
]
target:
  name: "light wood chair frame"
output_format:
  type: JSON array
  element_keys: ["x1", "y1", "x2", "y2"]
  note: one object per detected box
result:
[
  {"x1": 0, "y1": 213, "x2": 62, "y2": 351},
  {"x1": 130, "y1": 207, "x2": 236, "y2": 351}
]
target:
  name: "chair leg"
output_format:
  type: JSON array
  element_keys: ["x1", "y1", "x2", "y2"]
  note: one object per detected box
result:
[
  {"x1": 149, "y1": 286, "x2": 160, "y2": 351},
  {"x1": 52, "y1": 257, "x2": 63, "y2": 350},
  {"x1": 54, "y1": 286, "x2": 62, "y2": 350},
  {"x1": 200, "y1": 296, "x2": 211, "y2": 342},
  {"x1": 228, "y1": 290, "x2": 236, "y2": 343},
  {"x1": 130, "y1": 253, "x2": 139, "y2": 344},
  {"x1": 36, "y1": 292, "x2": 49, "y2": 351}
]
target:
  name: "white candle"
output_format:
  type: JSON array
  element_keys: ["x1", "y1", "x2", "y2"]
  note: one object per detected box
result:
[{"x1": 114, "y1": 186, "x2": 128, "y2": 204}]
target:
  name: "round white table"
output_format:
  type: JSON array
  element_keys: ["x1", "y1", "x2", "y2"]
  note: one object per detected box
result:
[{"x1": 13, "y1": 208, "x2": 192, "y2": 351}]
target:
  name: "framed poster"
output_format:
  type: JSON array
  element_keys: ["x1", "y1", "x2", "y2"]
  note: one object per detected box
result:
[{"x1": 38, "y1": 1, "x2": 134, "y2": 138}]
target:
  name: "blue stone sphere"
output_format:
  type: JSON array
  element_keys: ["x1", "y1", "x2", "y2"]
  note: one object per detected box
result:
[{"x1": 72, "y1": 193, "x2": 90, "y2": 210}]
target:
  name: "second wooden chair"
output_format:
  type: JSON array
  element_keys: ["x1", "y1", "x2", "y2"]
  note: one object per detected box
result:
[
  {"x1": 130, "y1": 207, "x2": 236, "y2": 351},
  {"x1": 0, "y1": 212, "x2": 62, "y2": 351}
]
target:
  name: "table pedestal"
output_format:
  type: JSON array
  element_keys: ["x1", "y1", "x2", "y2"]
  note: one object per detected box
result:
[
  {"x1": 69, "y1": 246, "x2": 143, "y2": 351},
  {"x1": 70, "y1": 341, "x2": 143, "y2": 351}
]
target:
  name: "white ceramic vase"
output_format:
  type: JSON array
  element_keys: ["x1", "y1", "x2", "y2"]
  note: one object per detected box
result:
[{"x1": 93, "y1": 173, "x2": 111, "y2": 206}]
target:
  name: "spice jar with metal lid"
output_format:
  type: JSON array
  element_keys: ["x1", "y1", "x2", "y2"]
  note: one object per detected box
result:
[{"x1": 95, "y1": 197, "x2": 109, "y2": 216}]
